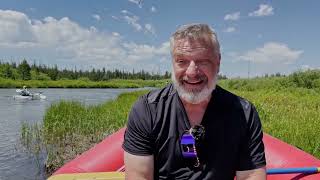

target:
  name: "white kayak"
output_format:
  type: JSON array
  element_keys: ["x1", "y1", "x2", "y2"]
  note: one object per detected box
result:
[{"x1": 14, "y1": 89, "x2": 46, "y2": 100}]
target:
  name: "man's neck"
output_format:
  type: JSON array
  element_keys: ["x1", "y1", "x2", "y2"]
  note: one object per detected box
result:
[{"x1": 181, "y1": 95, "x2": 211, "y2": 127}]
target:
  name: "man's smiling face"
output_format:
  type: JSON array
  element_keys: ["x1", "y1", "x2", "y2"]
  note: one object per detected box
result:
[{"x1": 172, "y1": 38, "x2": 220, "y2": 104}]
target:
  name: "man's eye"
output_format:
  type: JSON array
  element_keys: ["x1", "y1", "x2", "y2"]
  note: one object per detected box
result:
[
  {"x1": 198, "y1": 60, "x2": 210, "y2": 66},
  {"x1": 177, "y1": 59, "x2": 186, "y2": 64}
]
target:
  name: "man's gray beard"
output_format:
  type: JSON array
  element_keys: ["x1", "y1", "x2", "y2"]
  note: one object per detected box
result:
[{"x1": 172, "y1": 73, "x2": 218, "y2": 104}]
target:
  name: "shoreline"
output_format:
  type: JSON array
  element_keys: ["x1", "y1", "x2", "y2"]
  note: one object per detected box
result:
[{"x1": 0, "y1": 78, "x2": 169, "y2": 88}]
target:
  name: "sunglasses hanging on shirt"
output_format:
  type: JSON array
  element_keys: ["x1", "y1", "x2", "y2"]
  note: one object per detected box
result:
[{"x1": 180, "y1": 125, "x2": 205, "y2": 167}]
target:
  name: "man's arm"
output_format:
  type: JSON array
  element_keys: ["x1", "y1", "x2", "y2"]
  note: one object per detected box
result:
[
  {"x1": 124, "y1": 152, "x2": 154, "y2": 180},
  {"x1": 236, "y1": 166, "x2": 266, "y2": 180}
]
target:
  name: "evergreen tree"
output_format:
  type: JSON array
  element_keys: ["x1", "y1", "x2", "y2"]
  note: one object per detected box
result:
[
  {"x1": 18, "y1": 59, "x2": 31, "y2": 80},
  {"x1": 48, "y1": 65, "x2": 59, "y2": 80},
  {"x1": 11, "y1": 62, "x2": 17, "y2": 68},
  {"x1": 3, "y1": 64, "x2": 13, "y2": 79}
]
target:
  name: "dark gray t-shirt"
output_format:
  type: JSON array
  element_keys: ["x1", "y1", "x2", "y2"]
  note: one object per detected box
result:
[{"x1": 123, "y1": 84, "x2": 266, "y2": 179}]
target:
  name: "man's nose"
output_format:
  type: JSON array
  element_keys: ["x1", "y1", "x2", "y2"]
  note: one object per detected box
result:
[{"x1": 185, "y1": 61, "x2": 198, "y2": 77}]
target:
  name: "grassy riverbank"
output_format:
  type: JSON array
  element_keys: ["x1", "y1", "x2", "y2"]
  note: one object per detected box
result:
[
  {"x1": 21, "y1": 70, "x2": 320, "y2": 175},
  {"x1": 21, "y1": 90, "x2": 148, "y2": 174},
  {"x1": 227, "y1": 88, "x2": 320, "y2": 157},
  {"x1": 0, "y1": 78, "x2": 169, "y2": 88}
]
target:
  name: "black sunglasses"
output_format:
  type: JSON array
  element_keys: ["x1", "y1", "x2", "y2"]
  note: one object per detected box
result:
[{"x1": 180, "y1": 125, "x2": 205, "y2": 167}]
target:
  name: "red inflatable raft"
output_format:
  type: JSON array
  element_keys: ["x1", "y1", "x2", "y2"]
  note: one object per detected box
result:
[{"x1": 50, "y1": 128, "x2": 320, "y2": 179}]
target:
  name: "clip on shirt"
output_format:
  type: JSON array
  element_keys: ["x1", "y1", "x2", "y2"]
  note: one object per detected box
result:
[{"x1": 180, "y1": 125, "x2": 205, "y2": 167}]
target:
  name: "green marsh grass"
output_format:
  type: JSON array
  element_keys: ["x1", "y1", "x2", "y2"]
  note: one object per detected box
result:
[
  {"x1": 228, "y1": 88, "x2": 320, "y2": 158},
  {"x1": 21, "y1": 90, "x2": 149, "y2": 174},
  {"x1": 218, "y1": 71, "x2": 320, "y2": 158}
]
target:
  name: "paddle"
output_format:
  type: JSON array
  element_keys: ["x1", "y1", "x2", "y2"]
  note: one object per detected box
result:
[{"x1": 267, "y1": 167, "x2": 320, "y2": 175}]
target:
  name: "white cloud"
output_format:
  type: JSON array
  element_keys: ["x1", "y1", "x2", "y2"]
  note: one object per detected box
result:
[
  {"x1": 123, "y1": 15, "x2": 142, "y2": 31},
  {"x1": 111, "y1": 15, "x2": 119, "y2": 21},
  {"x1": 145, "y1": 24, "x2": 155, "y2": 35},
  {"x1": 150, "y1": 6, "x2": 157, "y2": 13},
  {"x1": 120, "y1": 10, "x2": 155, "y2": 35},
  {"x1": 224, "y1": 27, "x2": 236, "y2": 33},
  {"x1": 28, "y1": 8, "x2": 36, "y2": 13},
  {"x1": 224, "y1": 12, "x2": 240, "y2": 21},
  {"x1": 112, "y1": 32, "x2": 120, "y2": 36},
  {"x1": 249, "y1": 4, "x2": 274, "y2": 17},
  {"x1": 128, "y1": 0, "x2": 143, "y2": 8},
  {"x1": 121, "y1": 10, "x2": 142, "y2": 31},
  {"x1": 156, "y1": 42, "x2": 170, "y2": 55},
  {"x1": 232, "y1": 42, "x2": 303, "y2": 64},
  {"x1": 122, "y1": 41, "x2": 169, "y2": 63},
  {"x1": 121, "y1": 10, "x2": 132, "y2": 15},
  {"x1": 0, "y1": 10, "x2": 38, "y2": 44},
  {"x1": 0, "y1": 9, "x2": 169, "y2": 70},
  {"x1": 92, "y1": 14, "x2": 101, "y2": 21}
]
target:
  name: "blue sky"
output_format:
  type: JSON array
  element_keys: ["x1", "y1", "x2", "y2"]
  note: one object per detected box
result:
[{"x1": 0, "y1": 0, "x2": 319, "y2": 77}]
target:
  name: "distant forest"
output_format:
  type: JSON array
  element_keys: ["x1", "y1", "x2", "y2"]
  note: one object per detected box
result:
[
  {"x1": 0, "y1": 59, "x2": 229, "y2": 81},
  {"x1": 0, "y1": 59, "x2": 172, "y2": 81}
]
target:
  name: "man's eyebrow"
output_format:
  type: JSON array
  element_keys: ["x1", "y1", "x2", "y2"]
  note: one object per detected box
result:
[
  {"x1": 173, "y1": 53, "x2": 186, "y2": 57},
  {"x1": 173, "y1": 50, "x2": 188, "y2": 57}
]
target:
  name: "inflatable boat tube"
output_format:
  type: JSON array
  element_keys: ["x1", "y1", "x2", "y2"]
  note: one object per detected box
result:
[{"x1": 50, "y1": 128, "x2": 320, "y2": 179}]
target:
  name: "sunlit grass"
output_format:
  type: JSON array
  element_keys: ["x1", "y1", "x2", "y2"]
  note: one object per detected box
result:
[
  {"x1": 20, "y1": 90, "x2": 149, "y2": 174},
  {"x1": 229, "y1": 89, "x2": 320, "y2": 158}
]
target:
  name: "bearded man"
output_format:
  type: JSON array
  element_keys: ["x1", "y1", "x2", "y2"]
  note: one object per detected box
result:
[{"x1": 123, "y1": 23, "x2": 266, "y2": 180}]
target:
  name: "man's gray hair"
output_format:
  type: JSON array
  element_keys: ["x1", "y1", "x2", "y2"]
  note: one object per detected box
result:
[{"x1": 170, "y1": 23, "x2": 220, "y2": 55}]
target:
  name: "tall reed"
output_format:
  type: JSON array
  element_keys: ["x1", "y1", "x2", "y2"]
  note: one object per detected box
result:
[{"x1": 21, "y1": 90, "x2": 149, "y2": 174}]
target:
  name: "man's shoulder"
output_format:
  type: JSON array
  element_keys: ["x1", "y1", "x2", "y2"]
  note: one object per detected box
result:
[
  {"x1": 131, "y1": 83, "x2": 176, "y2": 114},
  {"x1": 216, "y1": 85, "x2": 253, "y2": 112},
  {"x1": 140, "y1": 83, "x2": 176, "y2": 104}
]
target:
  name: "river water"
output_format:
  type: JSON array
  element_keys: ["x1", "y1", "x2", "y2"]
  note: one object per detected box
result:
[{"x1": 0, "y1": 88, "x2": 143, "y2": 180}]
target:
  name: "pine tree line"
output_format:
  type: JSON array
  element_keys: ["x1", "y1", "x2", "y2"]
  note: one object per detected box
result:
[{"x1": 0, "y1": 59, "x2": 172, "y2": 81}]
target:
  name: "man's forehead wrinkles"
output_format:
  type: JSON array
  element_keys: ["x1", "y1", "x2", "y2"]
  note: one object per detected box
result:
[
  {"x1": 178, "y1": 47, "x2": 207, "y2": 51},
  {"x1": 173, "y1": 52, "x2": 212, "y2": 60},
  {"x1": 174, "y1": 40, "x2": 213, "y2": 53},
  {"x1": 174, "y1": 47, "x2": 211, "y2": 56}
]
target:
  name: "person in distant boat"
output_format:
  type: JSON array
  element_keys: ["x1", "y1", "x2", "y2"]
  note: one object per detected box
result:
[
  {"x1": 21, "y1": 85, "x2": 30, "y2": 96},
  {"x1": 123, "y1": 23, "x2": 266, "y2": 179}
]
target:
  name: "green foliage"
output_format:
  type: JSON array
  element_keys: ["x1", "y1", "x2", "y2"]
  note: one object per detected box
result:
[
  {"x1": 31, "y1": 70, "x2": 51, "y2": 80},
  {"x1": 288, "y1": 70, "x2": 320, "y2": 89},
  {"x1": 11, "y1": 68, "x2": 20, "y2": 80},
  {"x1": 0, "y1": 77, "x2": 16, "y2": 88},
  {"x1": 219, "y1": 75, "x2": 320, "y2": 159},
  {"x1": 0, "y1": 63, "x2": 14, "y2": 79},
  {"x1": 21, "y1": 90, "x2": 148, "y2": 174},
  {"x1": 313, "y1": 78, "x2": 320, "y2": 88},
  {"x1": 0, "y1": 59, "x2": 172, "y2": 82},
  {"x1": 77, "y1": 77, "x2": 90, "y2": 82},
  {"x1": 48, "y1": 65, "x2": 59, "y2": 80},
  {"x1": 18, "y1": 59, "x2": 31, "y2": 80},
  {"x1": 3, "y1": 64, "x2": 13, "y2": 79},
  {"x1": 219, "y1": 70, "x2": 320, "y2": 91},
  {"x1": 43, "y1": 91, "x2": 147, "y2": 142},
  {"x1": 228, "y1": 89, "x2": 320, "y2": 159}
]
